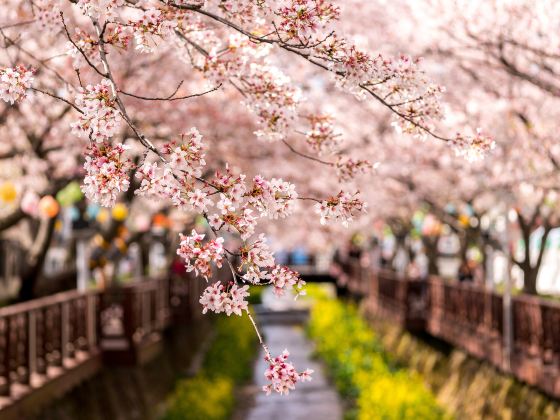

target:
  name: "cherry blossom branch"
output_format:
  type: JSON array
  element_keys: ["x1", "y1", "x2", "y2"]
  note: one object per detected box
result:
[
  {"x1": 60, "y1": 12, "x2": 107, "y2": 79},
  {"x1": 118, "y1": 82, "x2": 223, "y2": 102},
  {"x1": 246, "y1": 309, "x2": 271, "y2": 359},
  {"x1": 91, "y1": 19, "x2": 162, "y2": 157},
  {"x1": 281, "y1": 139, "x2": 333, "y2": 166},
  {"x1": 358, "y1": 84, "x2": 449, "y2": 142},
  {"x1": 166, "y1": 2, "x2": 457, "y2": 143},
  {"x1": 0, "y1": 20, "x2": 35, "y2": 30},
  {"x1": 31, "y1": 87, "x2": 83, "y2": 114}
]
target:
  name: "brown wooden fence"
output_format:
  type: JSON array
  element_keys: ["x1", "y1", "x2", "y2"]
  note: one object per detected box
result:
[
  {"x1": 0, "y1": 275, "x2": 200, "y2": 418},
  {"x1": 344, "y1": 261, "x2": 560, "y2": 399}
]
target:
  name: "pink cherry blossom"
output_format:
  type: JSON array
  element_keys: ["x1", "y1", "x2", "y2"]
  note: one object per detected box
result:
[
  {"x1": 263, "y1": 349, "x2": 313, "y2": 395},
  {"x1": 0, "y1": 65, "x2": 34, "y2": 104},
  {"x1": 246, "y1": 175, "x2": 298, "y2": 219},
  {"x1": 199, "y1": 282, "x2": 250, "y2": 316},
  {"x1": 315, "y1": 191, "x2": 366, "y2": 227},
  {"x1": 131, "y1": 8, "x2": 177, "y2": 53},
  {"x1": 451, "y1": 129, "x2": 495, "y2": 163},
  {"x1": 76, "y1": 0, "x2": 124, "y2": 19},
  {"x1": 177, "y1": 229, "x2": 225, "y2": 280},
  {"x1": 305, "y1": 114, "x2": 342, "y2": 154},
  {"x1": 269, "y1": 265, "x2": 306, "y2": 297},
  {"x1": 82, "y1": 142, "x2": 132, "y2": 207},
  {"x1": 71, "y1": 79, "x2": 122, "y2": 143}
]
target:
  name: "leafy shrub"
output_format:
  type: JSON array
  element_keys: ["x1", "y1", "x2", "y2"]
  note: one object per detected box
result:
[
  {"x1": 247, "y1": 286, "x2": 264, "y2": 304},
  {"x1": 301, "y1": 283, "x2": 333, "y2": 302},
  {"x1": 309, "y1": 299, "x2": 447, "y2": 420},
  {"x1": 164, "y1": 314, "x2": 256, "y2": 420},
  {"x1": 164, "y1": 376, "x2": 233, "y2": 420},
  {"x1": 203, "y1": 312, "x2": 256, "y2": 383}
]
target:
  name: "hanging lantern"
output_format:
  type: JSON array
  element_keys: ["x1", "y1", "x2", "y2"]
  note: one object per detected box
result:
[
  {"x1": 87, "y1": 203, "x2": 100, "y2": 220},
  {"x1": 0, "y1": 182, "x2": 17, "y2": 203},
  {"x1": 111, "y1": 203, "x2": 128, "y2": 221},
  {"x1": 458, "y1": 214, "x2": 470, "y2": 227},
  {"x1": 135, "y1": 214, "x2": 151, "y2": 232},
  {"x1": 21, "y1": 191, "x2": 39, "y2": 216},
  {"x1": 153, "y1": 213, "x2": 168, "y2": 228},
  {"x1": 96, "y1": 209, "x2": 109, "y2": 224},
  {"x1": 56, "y1": 182, "x2": 83, "y2": 207},
  {"x1": 39, "y1": 195, "x2": 60, "y2": 218}
]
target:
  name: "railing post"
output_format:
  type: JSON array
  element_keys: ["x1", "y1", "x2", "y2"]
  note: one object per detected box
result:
[
  {"x1": 484, "y1": 289, "x2": 492, "y2": 333},
  {"x1": 28, "y1": 310, "x2": 37, "y2": 385},
  {"x1": 2, "y1": 316, "x2": 11, "y2": 396},
  {"x1": 36, "y1": 308, "x2": 46, "y2": 375},
  {"x1": 86, "y1": 294, "x2": 97, "y2": 352},
  {"x1": 123, "y1": 289, "x2": 136, "y2": 347},
  {"x1": 60, "y1": 302, "x2": 69, "y2": 367},
  {"x1": 142, "y1": 290, "x2": 150, "y2": 335}
]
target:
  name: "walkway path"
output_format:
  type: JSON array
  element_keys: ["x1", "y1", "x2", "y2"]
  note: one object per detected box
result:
[{"x1": 242, "y1": 289, "x2": 343, "y2": 420}]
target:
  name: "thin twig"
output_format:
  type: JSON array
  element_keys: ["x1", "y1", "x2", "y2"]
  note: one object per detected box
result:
[{"x1": 119, "y1": 82, "x2": 222, "y2": 101}]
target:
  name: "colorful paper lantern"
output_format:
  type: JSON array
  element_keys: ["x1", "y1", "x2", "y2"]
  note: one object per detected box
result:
[
  {"x1": 111, "y1": 203, "x2": 128, "y2": 221},
  {"x1": 458, "y1": 214, "x2": 470, "y2": 227},
  {"x1": 153, "y1": 213, "x2": 168, "y2": 228},
  {"x1": 56, "y1": 181, "x2": 83, "y2": 207},
  {"x1": 21, "y1": 191, "x2": 39, "y2": 216},
  {"x1": 38, "y1": 195, "x2": 60, "y2": 218},
  {"x1": 0, "y1": 182, "x2": 17, "y2": 203},
  {"x1": 96, "y1": 209, "x2": 109, "y2": 224},
  {"x1": 87, "y1": 203, "x2": 100, "y2": 219}
]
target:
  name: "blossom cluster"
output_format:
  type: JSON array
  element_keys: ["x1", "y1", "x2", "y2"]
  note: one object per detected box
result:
[
  {"x1": 177, "y1": 229, "x2": 225, "y2": 280},
  {"x1": 217, "y1": 0, "x2": 262, "y2": 24},
  {"x1": 82, "y1": 142, "x2": 132, "y2": 207},
  {"x1": 451, "y1": 129, "x2": 495, "y2": 162},
  {"x1": 269, "y1": 265, "x2": 306, "y2": 297},
  {"x1": 263, "y1": 349, "x2": 313, "y2": 395},
  {"x1": 316, "y1": 191, "x2": 365, "y2": 227},
  {"x1": 71, "y1": 79, "x2": 122, "y2": 143},
  {"x1": 199, "y1": 282, "x2": 249, "y2": 316},
  {"x1": 36, "y1": 0, "x2": 61, "y2": 32},
  {"x1": 246, "y1": 175, "x2": 298, "y2": 219},
  {"x1": 164, "y1": 127, "x2": 206, "y2": 178},
  {"x1": 203, "y1": 34, "x2": 272, "y2": 84},
  {"x1": 243, "y1": 64, "x2": 302, "y2": 141},
  {"x1": 135, "y1": 128, "x2": 207, "y2": 211},
  {"x1": 0, "y1": 66, "x2": 34, "y2": 104},
  {"x1": 76, "y1": 0, "x2": 124, "y2": 19},
  {"x1": 131, "y1": 9, "x2": 177, "y2": 53},
  {"x1": 335, "y1": 157, "x2": 373, "y2": 182},
  {"x1": 209, "y1": 204, "x2": 257, "y2": 240},
  {"x1": 305, "y1": 114, "x2": 341, "y2": 154},
  {"x1": 277, "y1": 0, "x2": 340, "y2": 40},
  {"x1": 315, "y1": 36, "x2": 445, "y2": 136},
  {"x1": 239, "y1": 234, "x2": 276, "y2": 283}
]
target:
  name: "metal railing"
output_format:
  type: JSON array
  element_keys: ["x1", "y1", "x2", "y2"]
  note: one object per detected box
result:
[
  {"x1": 0, "y1": 275, "x2": 199, "y2": 413},
  {"x1": 343, "y1": 262, "x2": 560, "y2": 399}
]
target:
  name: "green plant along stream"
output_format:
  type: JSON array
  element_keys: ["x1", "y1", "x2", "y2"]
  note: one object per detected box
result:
[
  {"x1": 164, "y1": 285, "x2": 446, "y2": 420},
  {"x1": 308, "y1": 296, "x2": 449, "y2": 420},
  {"x1": 164, "y1": 313, "x2": 256, "y2": 420}
]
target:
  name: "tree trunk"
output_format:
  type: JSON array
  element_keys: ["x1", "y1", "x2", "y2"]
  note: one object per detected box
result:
[
  {"x1": 17, "y1": 217, "x2": 56, "y2": 301},
  {"x1": 522, "y1": 266, "x2": 538, "y2": 295},
  {"x1": 422, "y1": 235, "x2": 440, "y2": 276}
]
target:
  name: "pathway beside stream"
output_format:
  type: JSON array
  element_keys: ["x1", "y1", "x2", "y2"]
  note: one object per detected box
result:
[{"x1": 238, "y1": 288, "x2": 343, "y2": 420}]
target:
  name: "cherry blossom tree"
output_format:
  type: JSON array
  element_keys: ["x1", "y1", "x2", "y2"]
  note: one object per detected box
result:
[{"x1": 0, "y1": 0, "x2": 497, "y2": 393}]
